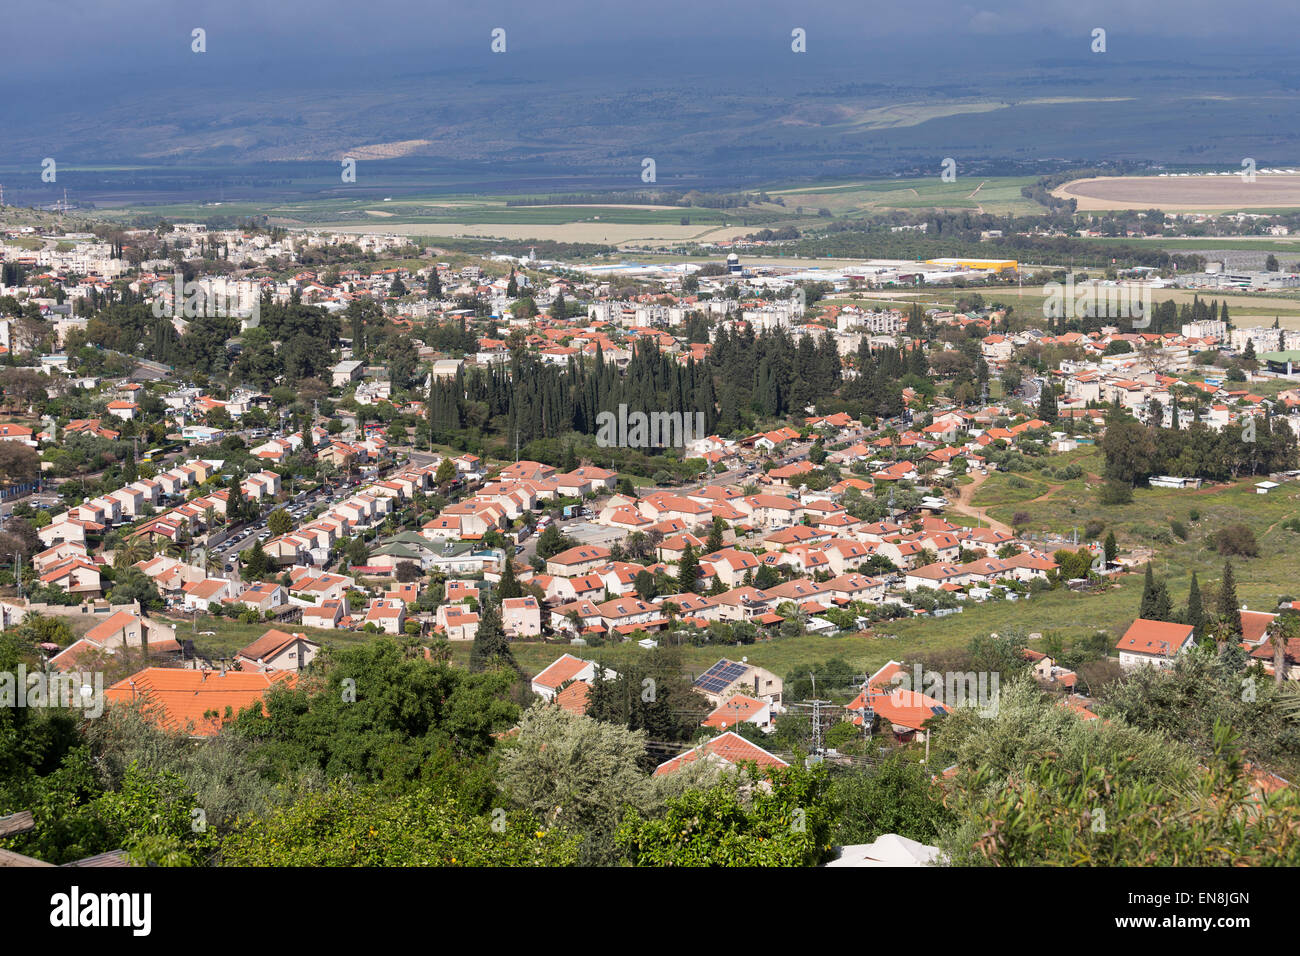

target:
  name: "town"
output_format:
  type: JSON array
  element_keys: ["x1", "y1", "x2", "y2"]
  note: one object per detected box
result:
[{"x1": 1, "y1": 201, "x2": 1298, "y2": 871}]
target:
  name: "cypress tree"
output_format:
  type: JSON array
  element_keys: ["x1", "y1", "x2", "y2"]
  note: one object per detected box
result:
[
  {"x1": 677, "y1": 542, "x2": 700, "y2": 594},
  {"x1": 243, "y1": 538, "x2": 270, "y2": 580},
  {"x1": 469, "y1": 598, "x2": 516, "y2": 672},
  {"x1": 1186, "y1": 571, "x2": 1205, "y2": 640},
  {"x1": 1139, "y1": 563, "x2": 1156, "y2": 616},
  {"x1": 1037, "y1": 382, "x2": 1058, "y2": 423},
  {"x1": 497, "y1": 558, "x2": 522, "y2": 600},
  {"x1": 706, "y1": 518, "x2": 725, "y2": 555},
  {"x1": 1216, "y1": 559, "x2": 1242, "y2": 642},
  {"x1": 1139, "y1": 563, "x2": 1172, "y2": 621}
]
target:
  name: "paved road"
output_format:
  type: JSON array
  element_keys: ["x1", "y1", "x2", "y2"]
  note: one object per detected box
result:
[
  {"x1": 646, "y1": 441, "x2": 815, "y2": 497},
  {"x1": 209, "y1": 484, "x2": 342, "y2": 578}
]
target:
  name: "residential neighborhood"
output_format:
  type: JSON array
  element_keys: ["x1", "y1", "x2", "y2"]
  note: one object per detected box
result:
[{"x1": 3, "y1": 4, "x2": 1300, "y2": 886}]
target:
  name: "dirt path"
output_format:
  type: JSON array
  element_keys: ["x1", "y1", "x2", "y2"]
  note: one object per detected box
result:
[
  {"x1": 1031, "y1": 483, "x2": 1064, "y2": 503},
  {"x1": 950, "y1": 470, "x2": 1014, "y2": 535}
]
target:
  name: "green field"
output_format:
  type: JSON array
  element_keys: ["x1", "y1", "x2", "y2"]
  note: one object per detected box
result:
[
  {"x1": 166, "y1": 617, "x2": 376, "y2": 661},
  {"x1": 766, "y1": 175, "x2": 1042, "y2": 218},
  {"x1": 828, "y1": 284, "x2": 1300, "y2": 331},
  {"x1": 87, "y1": 174, "x2": 1048, "y2": 238},
  {"x1": 971, "y1": 459, "x2": 1300, "y2": 631}
]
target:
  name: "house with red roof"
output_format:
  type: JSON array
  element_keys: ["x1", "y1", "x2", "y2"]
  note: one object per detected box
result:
[
  {"x1": 872, "y1": 461, "x2": 918, "y2": 482},
  {"x1": 702, "y1": 547, "x2": 763, "y2": 588},
  {"x1": 236, "y1": 628, "x2": 320, "y2": 673},
  {"x1": 105, "y1": 667, "x2": 296, "y2": 737},
  {"x1": 1116, "y1": 618, "x2": 1196, "y2": 670},
  {"x1": 844, "y1": 661, "x2": 950, "y2": 741},
  {"x1": 0, "y1": 423, "x2": 36, "y2": 446},
  {"x1": 530, "y1": 653, "x2": 615, "y2": 700},
  {"x1": 545, "y1": 545, "x2": 612, "y2": 577},
  {"x1": 653, "y1": 731, "x2": 788, "y2": 777},
  {"x1": 701, "y1": 694, "x2": 773, "y2": 732},
  {"x1": 502, "y1": 596, "x2": 542, "y2": 638}
]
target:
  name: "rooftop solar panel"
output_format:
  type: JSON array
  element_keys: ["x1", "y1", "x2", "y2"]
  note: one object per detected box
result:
[{"x1": 694, "y1": 659, "x2": 749, "y2": 691}]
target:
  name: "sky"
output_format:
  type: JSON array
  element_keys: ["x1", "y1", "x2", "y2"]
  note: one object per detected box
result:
[
  {"x1": 4, "y1": 0, "x2": 1298, "y2": 179},
  {"x1": 8, "y1": 0, "x2": 1300, "y2": 84}
]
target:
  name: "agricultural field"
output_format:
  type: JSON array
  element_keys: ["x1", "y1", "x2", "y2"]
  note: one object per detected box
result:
[
  {"x1": 766, "y1": 175, "x2": 1042, "y2": 219},
  {"x1": 831, "y1": 286, "x2": 1300, "y2": 331},
  {"x1": 85, "y1": 174, "x2": 1049, "y2": 246},
  {"x1": 1054, "y1": 172, "x2": 1300, "y2": 211}
]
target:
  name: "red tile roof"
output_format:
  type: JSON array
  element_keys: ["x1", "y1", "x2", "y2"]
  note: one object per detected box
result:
[
  {"x1": 653, "y1": 731, "x2": 788, "y2": 776},
  {"x1": 105, "y1": 667, "x2": 296, "y2": 737},
  {"x1": 1116, "y1": 618, "x2": 1194, "y2": 656}
]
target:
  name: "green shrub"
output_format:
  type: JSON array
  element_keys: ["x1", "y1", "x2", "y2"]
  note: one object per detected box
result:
[{"x1": 1098, "y1": 481, "x2": 1132, "y2": 506}]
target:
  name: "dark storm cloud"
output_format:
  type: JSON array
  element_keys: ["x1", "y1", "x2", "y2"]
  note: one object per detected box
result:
[{"x1": 7, "y1": 0, "x2": 1299, "y2": 80}]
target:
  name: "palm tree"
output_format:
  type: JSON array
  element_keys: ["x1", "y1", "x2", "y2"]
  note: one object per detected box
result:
[
  {"x1": 1276, "y1": 685, "x2": 1300, "y2": 722},
  {"x1": 1269, "y1": 613, "x2": 1299, "y2": 687},
  {"x1": 113, "y1": 537, "x2": 150, "y2": 570}
]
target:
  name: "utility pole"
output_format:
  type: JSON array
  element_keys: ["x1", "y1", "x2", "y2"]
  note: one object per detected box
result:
[{"x1": 812, "y1": 699, "x2": 833, "y2": 755}]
